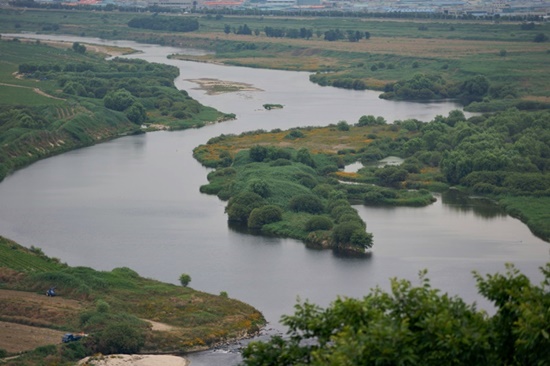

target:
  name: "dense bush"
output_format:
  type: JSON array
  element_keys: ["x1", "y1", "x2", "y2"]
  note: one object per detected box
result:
[
  {"x1": 226, "y1": 191, "x2": 266, "y2": 222},
  {"x1": 248, "y1": 205, "x2": 283, "y2": 229},
  {"x1": 304, "y1": 216, "x2": 333, "y2": 232},
  {"x1": 289, "y1": 194, "x2": 324, "y2": 214},
  {"x1": 248, "y1": 179, "x2": 270, "y2": 198},
  {"x1": 332, "y1": 221, "x2": 372, "y2": 249},
  {"x1": 91, "y1": 323, "x2": 146, "y2": 354}
]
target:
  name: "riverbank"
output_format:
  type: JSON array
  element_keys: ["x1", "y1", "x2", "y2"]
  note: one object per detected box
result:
[
  {"x1": 78, "y1": 354, "x2": 189, "y2": 366},
  {"x1": 0, "y1": 236, "x2": 265, "y2": 365}
]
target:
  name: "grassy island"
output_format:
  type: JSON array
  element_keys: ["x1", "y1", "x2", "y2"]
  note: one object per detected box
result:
[{"x1": 195, "y1": 108, "x2": 550, "y2": 243}]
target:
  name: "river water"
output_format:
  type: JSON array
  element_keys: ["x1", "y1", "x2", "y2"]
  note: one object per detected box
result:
[{"x1": 1, "y1": 34, "x2": 549, "y2": 365}]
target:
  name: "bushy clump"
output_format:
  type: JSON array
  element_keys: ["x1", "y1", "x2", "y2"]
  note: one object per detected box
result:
[
  {"x1": 91, "y1": 323, "x2": 146, "y2": 355},
  {"x1": 248, "y1": 205, "x2": 283, "y2": 229},
  {"x1": 305, "y1": 216, "x2": 334, "y2": 232},
  {"x1": 332, "y1": 222, "x2": 372, "y2": 249},
  {"x1": 249, "y1": 179, "x2": 270, "y2": 198},
  {"x1": 330, "y1": 205, "x2": 358, "y2": 221},
  {"x1": 289, "y1": 194, "x2": 324, "y2": 214},
  {"x1": 226, "y1": 191, "x2": 266, "y2": 222}
]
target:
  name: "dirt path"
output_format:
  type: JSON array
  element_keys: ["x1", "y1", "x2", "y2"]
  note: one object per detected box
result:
[{"x1": 0, "y1": 82, "x2": 65, "y2": 101}]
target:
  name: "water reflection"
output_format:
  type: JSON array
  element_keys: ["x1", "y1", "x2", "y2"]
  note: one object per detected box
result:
[{"x1": 441, "y1": 189, "x2": 507, "y2": 219}]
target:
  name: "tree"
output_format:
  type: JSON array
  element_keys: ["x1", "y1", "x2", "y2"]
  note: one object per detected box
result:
[
  {"x1": 248, "y1": 205, "x2": 283, "y2": 229},
  {"x1": 94, "y1": 323, "x2": 146, "y2": 354},
  {"x1": 104, "y1": 89, "x2": 135, "y2": 112},
  {"x1": 296, "y1": 148, "x2": 315, "y2": 168},
  {"x1": 224, "y1": 24, "x2": 231, "y2": 34},
  {"x1": 249, "y1": 145, "x2": 268, "y2": 162},
  {"x1": 533, "y1": 33, "x2": 548, "y2": 43},
  {"x1": 289, "y1": 194, "x2": 324, "y2": 214},
  {"x1": 126, "y1": 102, "x2": 146, "y2": 124},
  {"x1": 242, "y1": 263, "x2": 550, "y2": 366},
  {"x1": 336, "y1": 120, "x2": 350, "y2": 131},
  {"x1": 179, "y1": 273, "x2": 191, "y2": 287},
  {"x1": 72, "y1": 42, "x2": 86, "y2": 54}
]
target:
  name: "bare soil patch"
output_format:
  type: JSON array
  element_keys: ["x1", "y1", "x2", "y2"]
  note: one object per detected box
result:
[
  {"x1": 0, "y1": 283, "x2": 77, "y2": 354},
  {"x1": 0, "y1": 321, "x2": 65, "y2": 353}
]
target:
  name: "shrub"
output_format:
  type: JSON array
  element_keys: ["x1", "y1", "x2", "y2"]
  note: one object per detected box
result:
[
  {"x1": 179, "y1": 273, "x2": 191, "y2": 287},
  {"x1": 248, "y1": 205, "x2": 283, "y2": 229},
  {"x1": 249, "y1": 179, "x2": 270, "y2": 198},
  {"x1": 226, "y1": 192, "x2": 266, "y2": 222},
  {"x1": 350, "y1": 230, "x2": 373, "y2": 249},
  {"x1": 332, "y1": 222, "x2": 366, "y2": 245},
  {"x1": 285, "y1": 129, "x2": 305, "y2": 140},
  {"x1": 249, "y1": 145, "x2": 268, "y2": 162},
  {"x1": 96, "y1": 299, "x2": 110, "y2": 313},
  {"x1": 331, "y1": 206, "x2": 358, "y2": 222},
  {"x1": 289, "y1": 195, "x2": 324, "y2": 214},
  {"x1": 93, "y1": 323, "x2": 146, "y2": 354},
  {"x1": 336, "y1": 120, "x2": 350, "y2": 131},
  {"x1": 305, "y1": 216, "x2": 333, "y2": 232}
]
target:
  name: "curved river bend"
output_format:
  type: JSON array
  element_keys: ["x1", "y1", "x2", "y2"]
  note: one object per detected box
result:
[{"x1": 1, "y1": 35, "x2": 549, "y2": 365}]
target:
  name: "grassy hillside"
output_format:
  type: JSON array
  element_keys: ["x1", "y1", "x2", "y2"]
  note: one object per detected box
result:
[
  {"x1": 0, "y1": 38, "x2": 233, "y2": 182},
  {"x1": 0, "y1": 236, "x2": 264, "y2": 364}
]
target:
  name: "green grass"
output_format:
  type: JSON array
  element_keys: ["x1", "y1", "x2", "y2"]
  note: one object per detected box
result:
[
  {"x1": 0, "y1": 85, "x2": 63, "y2": 106},
  {"x1": 0, "y1": 236, "x2": 65, "y2": 272},
  {"x1": 499, "y1": 196, "x2": 550, "y2": 242}
]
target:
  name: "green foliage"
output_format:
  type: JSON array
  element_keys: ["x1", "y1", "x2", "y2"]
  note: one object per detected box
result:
[
  {"x1": 381, "y1": 73, "x2": 452, "y2": 101},
  {"x1": 72, "y1": 42, "x2": 86, "y2": 54},
  {"x1": 226, "y1": 191, "x2": 267, "y2": 223},
  {"x1": 249, "y1": 145, "x2": 269, "y2": 162},
  {"x1": 336, "y1": 120, "x2": 350, "y2": 131},
  {"x1": 91, "y1": 322, "x2": 146, "y2": 355},
  {"x1": 332, "y1": 221, "x2": 372, "y2": 249},
  {"x1": 248, "y1": 205, "x2": 283, "y2": 229},
  {"x1": 296, "y1": 147, "x2": 315, "y2": 168},
  {"x1": 248, "y1": 179, "x2": 270, "y2": 198},
  {"x1": 356, "y1": 115, "x2": 386, "y2": 127},
  {"x1": 304, "y1": 216, "x2": 333, "y2": 232},
  {"x1": 179, "y1": 273, "x2": 191, "y2": 287},
  {"x1": 289, "y1": 194, "x2": 324, "y2": 214},
  {"x1": 128, "y1": 16, "x2": 199, "y2": 33},
  {"x1": 244, "y1": 263, "x2": 550, "y2": 366},
  {"x1": 374, "y1": 165, "x2": 408, "y2": 187}
]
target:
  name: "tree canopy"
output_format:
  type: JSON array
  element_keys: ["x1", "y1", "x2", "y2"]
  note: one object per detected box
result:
[{"x1": 242, "y1": 263, "x2": 550, "y2": 366}]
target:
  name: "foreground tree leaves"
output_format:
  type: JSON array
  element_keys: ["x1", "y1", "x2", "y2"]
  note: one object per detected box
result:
[{"x1": 243, "y1": 264, "x2": 550, "y2": 365}]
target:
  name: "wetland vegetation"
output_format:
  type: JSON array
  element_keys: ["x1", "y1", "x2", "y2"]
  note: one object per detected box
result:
[{"x1": 0, "y1": 5, "x2": 549, "y2": 364}]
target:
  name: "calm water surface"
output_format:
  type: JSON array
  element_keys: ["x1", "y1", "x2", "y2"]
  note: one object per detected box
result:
[{"x1": 1, "y1": 34, "x2": 549, "y2": 364}]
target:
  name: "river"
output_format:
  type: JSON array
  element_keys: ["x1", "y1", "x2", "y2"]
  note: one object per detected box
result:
[{"x1": 1, "y1": 34, "x2": 549, "y2": 365}]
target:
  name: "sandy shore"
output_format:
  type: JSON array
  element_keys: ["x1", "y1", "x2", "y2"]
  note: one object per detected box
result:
[{"x1": 78, "y1": 354, "x2": 189, "y2": 366}]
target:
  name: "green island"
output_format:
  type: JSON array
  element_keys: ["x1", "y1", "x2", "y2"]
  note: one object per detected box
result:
[
  {"x1": 194, "y1": 108, "x2": 550, "y2": 247},
  {"x1": 0, "y1": 5, "x2": 549, "y2": 365}
]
